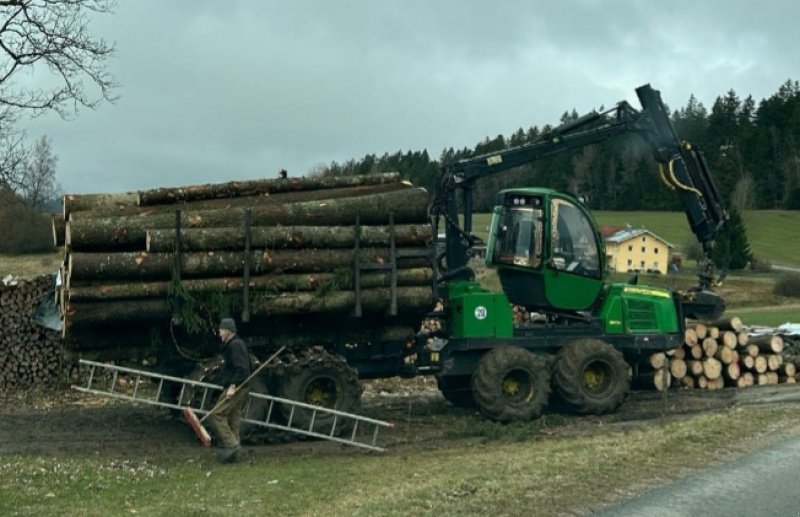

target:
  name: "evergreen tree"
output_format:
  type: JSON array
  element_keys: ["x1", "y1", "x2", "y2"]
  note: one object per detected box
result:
[{"x1": 713, "y1": 208, "x2": 752, "y2": 270}]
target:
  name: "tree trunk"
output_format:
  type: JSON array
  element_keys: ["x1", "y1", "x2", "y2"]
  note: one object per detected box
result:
[
  {"x1": 68, "y1": 248, "x2": 430, "y2": 282},
  {"x1": 136, "y1": 172, "x2": 403, "y2": 205},
  {"x1": 701, "y1": 337, "x2": 718, "y2": 357},
  {"x1": 64, "y1": 286, "x2": 434, "y2": 328},
  {"x1": 669, "y1": 358, "x2": 687, "y2": 379},
  {"x1": 68, "y1": 268, "x2": 433, "y2": 301},
  {"x1": 649, "y1": 352, "x2": 666, "y2": 369},
  {"x1": 68, "y1": 181, "x2": 413, "y2": 221},
  {"x1": 63, "y1": 191, "x2": 139, "y2": 220},
  {"x1": 702, "y1": 357, "x2": 722, "y2": 380},
  {"x1": 67, "y1": 187, "x2": 430, "y2": 251},
  {"x1": 51, "y1": 215, "x2": 66, "y2": 247},
  {"x1": 146, "y1": 224, "x2": 432, "y2": 252},
  {"x1": 653, "y1": 368, "x2": 671, "y2": 392},
  {"x1": 684, "y1": 328, "x2": 698, "y2": 347},
  {"x1": 749, "y1": 334, "x2": 784, "y2": 353},
  {"x1": 720, "y1": 331, "x2": 738, "y2": 349},
  {"x1": 693, "y1": 323, "x2": 707, "y2": 340},
  {"x1": 707, "y1": 316, "x2": 744, "y2": 332}
]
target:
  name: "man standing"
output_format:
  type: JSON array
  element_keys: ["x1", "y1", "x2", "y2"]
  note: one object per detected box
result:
[{"x1": 208, "y1": 317, "x2": 251, "y2": 463}]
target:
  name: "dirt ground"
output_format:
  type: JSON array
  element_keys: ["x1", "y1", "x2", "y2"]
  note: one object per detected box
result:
[{"x1": 2, "y1": 376, "x2": 786, "y2": 461}]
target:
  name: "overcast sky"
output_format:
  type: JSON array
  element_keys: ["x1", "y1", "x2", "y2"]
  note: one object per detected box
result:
[{"x1": 22, "y1": 0, "x2": 800, "y2": 194}]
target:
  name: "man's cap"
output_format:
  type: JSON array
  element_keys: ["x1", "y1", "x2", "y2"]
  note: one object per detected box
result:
[{"x1": 219, "y1": 317, "x2": 237, "y2": 333}]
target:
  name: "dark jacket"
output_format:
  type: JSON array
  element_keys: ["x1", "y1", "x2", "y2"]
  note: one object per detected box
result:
[{"x1": 219, "y1": 334, "x2": 251, "y2": 388}]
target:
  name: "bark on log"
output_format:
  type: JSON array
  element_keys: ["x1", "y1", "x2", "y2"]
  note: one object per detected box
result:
[
  {"x1": 707, "y1": 316, "x2": 744, "y2": 332},
  {"x1": 63, "y1": 191, "x2": 139, "y2": 220},
  {"x1": 68, "y1": 248, "x2": 430, "y2": 282},
  {"x1": 136, "y1": 172, "x2": 403, "y2": 206},
  {"x1": 69, "y1": 182, "x2": 413, "y2": 221},
  {"x1": 65, "y1": 286, "x2": 434, "y2": 328},
  {"x1": 68, "y1": 268, "x2": 433, "y2": 301},
  {"x1": 51, "y1": 215, "x2": 66, "y2": 247},
  {"x1": 67, "y1": 187, "x2": 430, "y2": 251},
  {"x1": 146, "y1": 224, "x2": 432, "y2": 253},
  {"x1": 750, "y1": 334, "x2": 784, "y2": 354}
]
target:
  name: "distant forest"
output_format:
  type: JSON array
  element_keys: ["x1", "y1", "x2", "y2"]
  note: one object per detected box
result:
[{"x1": 316, "y1": 80, "x2": 800, "y2": 212}]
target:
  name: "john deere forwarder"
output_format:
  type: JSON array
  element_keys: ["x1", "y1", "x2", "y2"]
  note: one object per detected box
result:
[{"x1": 418, "y1": 84, "x2": 729, "y2": 422}]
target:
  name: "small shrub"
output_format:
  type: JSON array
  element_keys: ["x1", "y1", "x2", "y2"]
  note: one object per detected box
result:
[
  {"x1": 773, "y1": 273, "x2": 800, "y2": 298},
  {"x1": 749, "y1": 256, "x2": 772, "y2": 272},
  {"x1": 0, "y1": 193, "x2": 54, "y2": 254}
]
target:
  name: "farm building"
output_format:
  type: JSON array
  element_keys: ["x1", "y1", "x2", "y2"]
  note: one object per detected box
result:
[{"x1": 603, "y1": 226, "x2": 674, "y2": 275}]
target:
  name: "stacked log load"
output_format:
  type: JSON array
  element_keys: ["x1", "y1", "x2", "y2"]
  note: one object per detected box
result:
[
  {"x1": 0, "y1": 276, "x2": 64, "y2": 390},
  {"x1": 59, "y1": 173, "x2": 435, "y2": 357},
  {"x1": 648, "y1": 316, "x2": 797, "y2": 391}
]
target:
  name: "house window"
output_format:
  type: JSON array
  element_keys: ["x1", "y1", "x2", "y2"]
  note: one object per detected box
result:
[
  {"x1": 628, "y1": 245, "x2": 633, "y2": 252},
  {"x1": 654, "y1": 247, "x2": 659, "y2": 254},
  {"x1": 640, "y1": 260, "x2": 645, "y2": 269},
  {"x1": 654, "y1": 261, "x2": 659, "y2": 270},
  {"x1": 641, "y1": 246, "x2": 646, "y2": 253},
  {"x1": 642, "y1": 237, "x2": 646, "y2": 242},
  {"x1": 627, "y1": 259, "x2": 632, "y2": 266}
]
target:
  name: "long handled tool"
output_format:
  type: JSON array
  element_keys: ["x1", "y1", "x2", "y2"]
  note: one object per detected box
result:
[{"x1": 183, "y1": 346, "x2": 286, "y2": 446}]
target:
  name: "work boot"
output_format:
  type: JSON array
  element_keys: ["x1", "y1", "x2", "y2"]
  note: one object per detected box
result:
[{"x1": 215, "y1": 445, "x2": 240, "y2": 464}]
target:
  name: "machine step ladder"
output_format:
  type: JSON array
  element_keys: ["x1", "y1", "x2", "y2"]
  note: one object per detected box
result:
[{"x1": 73, "y1": 359, "x2": 393, "y2": 452}]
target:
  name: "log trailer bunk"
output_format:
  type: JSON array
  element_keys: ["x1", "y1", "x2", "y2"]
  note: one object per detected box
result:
[{"x1": 417, "y1": 83, "x2": 730, "y2": 421}]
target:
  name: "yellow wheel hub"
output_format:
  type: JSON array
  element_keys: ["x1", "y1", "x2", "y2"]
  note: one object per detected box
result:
[{"x1": 583, "y1": 367, "x2": 605, "y2": 391}]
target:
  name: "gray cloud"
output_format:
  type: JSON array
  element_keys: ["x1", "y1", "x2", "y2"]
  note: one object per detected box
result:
[{"x1": 22, "y1": 0, "x2": 800, "y2": 193}]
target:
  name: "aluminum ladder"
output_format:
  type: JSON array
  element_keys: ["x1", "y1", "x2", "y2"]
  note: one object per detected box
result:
[{"x1": 73, "y1": 359, "x2": 393, "y2": 452}]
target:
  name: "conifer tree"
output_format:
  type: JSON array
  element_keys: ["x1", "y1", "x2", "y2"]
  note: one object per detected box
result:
[{"x1": 713, "y1": 207, "x2": 752, "y2": 270}]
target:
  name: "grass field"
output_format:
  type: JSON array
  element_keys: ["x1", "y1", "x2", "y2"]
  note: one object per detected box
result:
[
  {"x1": 3, "y1": 406, "x2": 800, "y2": 516},
  {"x1": 471, "y1": 210, "x2": 800, "y2": 268}
]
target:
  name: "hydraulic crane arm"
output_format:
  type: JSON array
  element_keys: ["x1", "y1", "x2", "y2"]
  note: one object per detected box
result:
[{"x1": 431, "y1": 84, "x2": 729, "y2": 311}]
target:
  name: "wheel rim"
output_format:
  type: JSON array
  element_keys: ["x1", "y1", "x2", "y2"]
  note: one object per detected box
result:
[
  {"x1": 582, "y1": 360, "x2": 614, "y2": 396},
  {"x1": 501, "y1": 369, "x2": 534, "y2": 402},
  {"x1": 304, "y1": 377, "x2": 340, "y2": 408}
]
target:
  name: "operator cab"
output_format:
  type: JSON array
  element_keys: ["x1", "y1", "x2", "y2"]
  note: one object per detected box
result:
[{"x1": 486, "y1": 188, "x2": 605, "y2": 313}]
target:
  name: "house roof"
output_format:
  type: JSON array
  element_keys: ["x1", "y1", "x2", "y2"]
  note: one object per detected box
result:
[{"x1": 604, "y1": 227, "x2": 674, "y2": 248}]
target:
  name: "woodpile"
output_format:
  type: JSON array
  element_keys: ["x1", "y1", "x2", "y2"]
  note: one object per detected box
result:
[
  {"x1": 59, "y1": 173, "x2": 436, "y2": 357},
  {"x1": 647, "y1": 316, "x2": 798, "y2": 391},
  {"x1": 0, "y1": 275, "x2": 65, "y2": 391}
]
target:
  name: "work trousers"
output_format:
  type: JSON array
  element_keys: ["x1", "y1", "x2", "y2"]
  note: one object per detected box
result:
[{"x1": 207, "y1": 387, "x2": 250, "y2": 448}]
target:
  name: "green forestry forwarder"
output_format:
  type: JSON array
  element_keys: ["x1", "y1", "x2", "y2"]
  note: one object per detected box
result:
[{"x1": 416, "y1": 84, "x2": 730, "y2": 422}]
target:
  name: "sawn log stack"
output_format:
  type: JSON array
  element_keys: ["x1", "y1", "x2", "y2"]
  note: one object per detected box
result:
[{"x1": 58, "y1": 173, "x2": 436, "y2": 359}]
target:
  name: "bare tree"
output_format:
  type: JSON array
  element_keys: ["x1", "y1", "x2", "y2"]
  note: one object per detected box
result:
[
  {"x1": 0, "y1": 0, "x2": 118, "y2": 116},
  {"x1": 20, "y1": 134, "x2": 57, "y2": 209},
  {"x1": 0, "y1": 0, "x2": 117, "y2": 191}
]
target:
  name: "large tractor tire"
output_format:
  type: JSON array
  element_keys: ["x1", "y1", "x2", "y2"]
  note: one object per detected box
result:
[
  {"x1": 436, "y1": 375, "x2": 475, "y2": 408},
  {"x1": 276, "y1": 348, "x2": 362, "y2": 434},
  {"x1": 470, "y1": 346, "x2": 551, "y2": 422},
  {"x1": 552, "y1": 339, "x2": 630, "y2": 415}
]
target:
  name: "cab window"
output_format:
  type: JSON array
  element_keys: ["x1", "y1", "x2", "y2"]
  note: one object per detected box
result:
[{"x1": 550, "y1": 199, "x2": 600, "y2": 278}]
